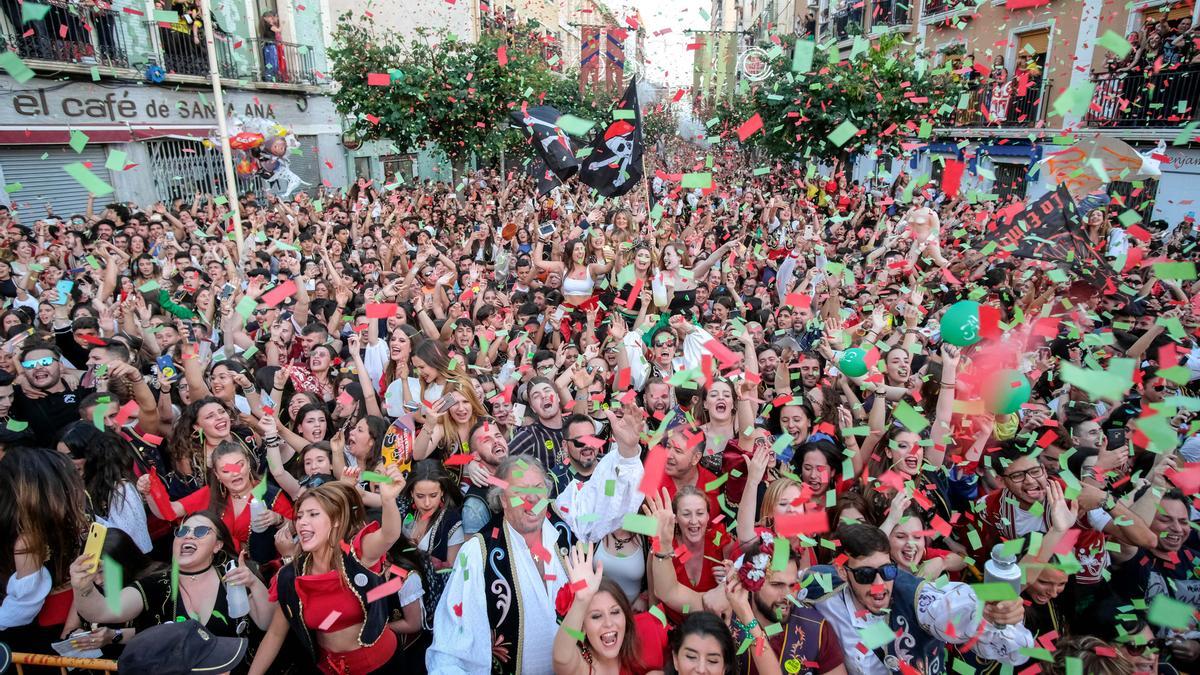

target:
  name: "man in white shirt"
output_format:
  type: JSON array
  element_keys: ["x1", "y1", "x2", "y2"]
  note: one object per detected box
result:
[
  {"x1": 805, "y1": 524, "x2": 1034, "y2": 675},
  {"x1": 427, "y1": 407, "x2": 647, "y2": 674}
]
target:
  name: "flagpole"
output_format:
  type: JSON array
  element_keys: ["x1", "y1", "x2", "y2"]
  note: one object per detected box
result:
[{"x1": 200, "y1": 0, "x2": 244, "y2": 253}]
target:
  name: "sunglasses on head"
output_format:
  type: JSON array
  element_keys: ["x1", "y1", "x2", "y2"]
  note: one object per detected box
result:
[
  {"x1": 175, "y1": 525, "x2": 214, "y2": 539},
  {"x1": 21, "y1": 356, "x2": 55, "y2": 369},
  {"x1": 846, "y1": 562, "x2": 899, "y2": 585}
]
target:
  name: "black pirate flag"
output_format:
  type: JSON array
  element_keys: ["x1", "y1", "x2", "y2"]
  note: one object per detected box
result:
[
  {"x1": 579, "y1": 77, "x2": 644, "y2": 198},
  {"x1": 990, "y1": 184, "x2": 1116, "y2": 287},
  {"x1": 509, "y1": 106, "x2": 579, "y2": 182},
  {"x1": 529, "y1": 156, "x2": 563, "y2": 196}
]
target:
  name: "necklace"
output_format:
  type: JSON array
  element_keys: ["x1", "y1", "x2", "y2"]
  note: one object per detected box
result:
[
  {"x1": 178, "y1": 564, "x2": 214, "y2": 577},
  {"x1": 610, "y1": 532, "x2": 636, "y2": 551}
]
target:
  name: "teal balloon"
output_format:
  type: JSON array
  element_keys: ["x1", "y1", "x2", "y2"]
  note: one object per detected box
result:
[
  {"x1": 940, "y1": 300, "x2": 982, "y2": 346},
  {"x1": 838, "y1": 348, "x2": 868, "y2": 378},
  {"x1": 985, "y1": 370, "x2": 1031, "y2": 415}
]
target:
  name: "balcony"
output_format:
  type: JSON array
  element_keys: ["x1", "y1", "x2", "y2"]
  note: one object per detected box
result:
[
  {"x1": 0, "y1": 4, "x2": 131, "y2": 68},
  {"x1": 156, "y1": 26, "x2": 239, "y2": 79},
  {"x1": 1085, "y1": 67, "x2": 1200, "y2": 128},
  {"x1": 831, "y1": 4, "x2": 866, "y2": 40},
  {"x1": 0, "y1": 5, "x2": 321, "y2": 90},
  {"x1": 951, "y1": 77, "x2": 1052, "y2": 128},
  {"x1": 872, "y1": 0, "x2": 911, "y2": 29},
  {"x1": 248, "y1": 38, "x2": 320, "y2": 85}
]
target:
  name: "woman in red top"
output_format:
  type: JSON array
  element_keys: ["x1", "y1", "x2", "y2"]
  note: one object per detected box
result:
[
  {"x1": 649, "y1": 485, "x2": 735, "y2": 627},
  {"x1": 139, "y1": 440, "x2": 292, "y2": 560},
  {"x1": 249, "y1": 470, "x2": 406, "y2": 675}
]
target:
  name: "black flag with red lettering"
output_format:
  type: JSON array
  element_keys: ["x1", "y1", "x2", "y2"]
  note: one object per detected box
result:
[
  {"x1": 579, "y1": 77, "x2": 644, "y2": 197},
  {"x1": 509, "y1": 106, "x2": 579, "y2": 182}
]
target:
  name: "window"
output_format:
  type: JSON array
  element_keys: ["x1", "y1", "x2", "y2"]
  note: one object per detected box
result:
[
  {"x1": 381, "y1": 154, "x2": 416, "y2": 185},
  {"x1": 992, "y1": 162, "x2": 1028, "y2": 201}
]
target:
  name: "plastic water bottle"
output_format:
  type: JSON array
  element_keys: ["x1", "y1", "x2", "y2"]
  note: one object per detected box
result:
[
  {"x1": 224, "y1": 560, "x2": 250, "y2": 618},
  {"x1": 249, "y1": 498, "x2": 269, "y2": 533},
  {"x1": 651, "y1": 274, "x2": 668, "y2": 308},
  {"x1": 983, "y1": 544, "x2": 1022, "y2": 624}
]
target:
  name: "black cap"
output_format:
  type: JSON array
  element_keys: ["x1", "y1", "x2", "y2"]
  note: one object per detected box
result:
[{"x1": 117, "y1": 620, "x2": 247, "y2": 675}]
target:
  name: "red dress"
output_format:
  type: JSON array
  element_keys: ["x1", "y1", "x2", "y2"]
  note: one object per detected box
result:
[{"x1": 662, "y1": 522, "x2": 729, "y2": 626}]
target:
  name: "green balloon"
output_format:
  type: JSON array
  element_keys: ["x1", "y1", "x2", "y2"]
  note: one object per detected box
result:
[
  {"x1": 985, "y1": 370, "x2": 1031, "y2": 415},
  {"x1": 940, "y1": 300, "x2": 982, "y2": 346},
  {"x1": 838, "y1": 347, "x2": 868, "y2": 378}
]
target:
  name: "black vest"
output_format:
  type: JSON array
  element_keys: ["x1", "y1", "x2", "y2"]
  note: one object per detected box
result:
[
  {"x1": 273, "y1": 549, "x2": 400, "y2": 662},
  {"x1": 478, "y1": 512, "x2": 575, "y2": 675}
]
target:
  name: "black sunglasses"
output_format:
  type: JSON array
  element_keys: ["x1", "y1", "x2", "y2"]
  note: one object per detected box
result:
[
  {"x1": 175, "y1": 525, "x2": 214, "y2": 539},
  {"x1": 846, "y1": 562, "x2": 899, "y2": 585}
]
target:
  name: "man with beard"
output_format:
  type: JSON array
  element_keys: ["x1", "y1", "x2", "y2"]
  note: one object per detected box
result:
[
  {"x1": 509, "y1": 377, "x2": 566, "y2": 471},
  {"x1": 11, "y1": 342, "x2": 81, "y2": 446},
  {"x1": 641, "y1": 377, "x2": 674, "y2": 420},
  {"x1": 549, "y1": 414, "x2": 601, "y2": 497},
  {"x1": 462, "y1": 417, "x2": 511, "y2": 535},
  {"x1": 806, "y1": 524, "x2": 1033, "y2": 674},
  {"x1": 429, "y1": 407, "x2": 645, "y2": 674},
  {"x1": 650, "y1": 523, "x2": 847, "y2": 675}
]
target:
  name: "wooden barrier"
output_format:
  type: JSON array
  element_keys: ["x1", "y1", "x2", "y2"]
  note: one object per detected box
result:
[{"x1": 12, "y1": 652, "x2": 118, "y2": 674}]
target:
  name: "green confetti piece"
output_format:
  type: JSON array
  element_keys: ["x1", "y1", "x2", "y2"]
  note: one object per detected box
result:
[
  {"x1": 103, "y1": 554, "x2": 123, "y2": 615},
  {"x1": 1, "y1": 52, "x2": 36, "y2": 83},
  {"x1": 858, "y1": 620, "x2": 895, "y2": 650},
  {"x1": 649, "y1": 605, "x2": 668, "y2": 626},
  {"x1": 564, "y1": 626, "x2": 586, "y2": 641},
  {"x1": 704, "y1": 472, "x2": 729, "y2": 492},
  {"x1": 972, "y1": 582, "x2": 1019, "y2": 601},
  {"x1": 154, "y1": 9, "x2": 180, "y2": 22},
  {"x1": 1152, "y1": 261, "x2": 1196, "y2": 280},
  {"x1": 170, "y1": 557, "x2": 179, "y2": 600},
  {"x1": 21, "y1": 2, "x2": 51, "y2": 22},
  {"x1": 105, "y1": 149, "x2": 128, "y2": 171},
  {"x1": 1096, "y1": 30, "x2": 1132, "y2": 58},
  {"x1": 612, "y1": 109, "x2": 636, "y2": 120},
  {"x1": 1052, "y1": 81, "x2": 1096, "y2": 119},
  {"x1": 1066, "y1": 656, "x2": 1082, "y2": 675},
  {"x1": 3, "y1": 182, "x2": 21, "y2": 194},
  {"x1": 358, "y1": 470, "x2": 394, "y2": 484},
  {"x1": 893, "y1": 401, "x2": 929, "y2": 433},
  {"x1": 6, "y1": 419, "x2": 29, "y2": 432},
  {"x1": 622, "y1": 513, "x2": 658, "y2": 536},
  {"x1": 770, "y1": 536, "x2": 789, "y2": 570},
  {"x1": 681, "y1": 172, "x2": 712, "y2": 189},
  {"x1": 827, "y1": 120, "x2": 858, "y2": 147},
  {"x1": 69, "y1": 130, "x2": 89, "y2": 153},
  {"x1": 1060, "y1": 359, "x2": 1135, "y2": 402},
  {"x1": 792, "y1": 39, "x2": 814, "y2": 73},
  {"x1": 604, "y1": 479, "x2": 616, "y2": 497},
  {"x1": 556, "y1": 114, "x2": 595, "y2": 137},
  {"x1": 63, "y1": 162, "x2": 114, "y2": 196},
  {"x1": 235, "y1": 295, "x2": 257, "y2": 320},
  {"x1": 1147, "y1": 594, "x2": 1196, "y2": 630}
]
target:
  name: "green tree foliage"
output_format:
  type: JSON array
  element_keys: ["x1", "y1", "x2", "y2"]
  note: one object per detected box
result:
[
  {"x1": 328, "y1": 12, "x2": 603, "y2": 163},
  {"x1": 643, "y1": 102, "x2": 680, "y2": 149},
  {"x1": 714, "y1": 34, "x2": 965, "y2": 161}
]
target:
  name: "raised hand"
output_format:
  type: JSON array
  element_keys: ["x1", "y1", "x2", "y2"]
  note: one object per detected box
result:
[
  {"x1": 565, "y1": 543, "x2": 604, "y2": 604},
  {"x1": 642, "y1": 487, "x2": 676, "y2": 552},
  {"x1": 746, "y1": 438, "x2": 772, "y2": 486}
]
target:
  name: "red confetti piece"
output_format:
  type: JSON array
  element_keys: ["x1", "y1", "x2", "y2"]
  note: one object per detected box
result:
[
  {"x1": 737, "y1": 113, "x2": 763, "y2": 142},
  {"x1": 367, "y1": 72, "x2": 390, "y2": 86},
  {"x1": 364, "y1": 302, "x2": 398, "y2": 318},
  {"x1": 365, "y1": 572, "x2": 408, "y2": 603},
  {"x1": 496, "y1": 45, "x2": 507, "y2": 66},
  {"x1": 261, "y1": 280, "x2": 297, "y2": 307}
]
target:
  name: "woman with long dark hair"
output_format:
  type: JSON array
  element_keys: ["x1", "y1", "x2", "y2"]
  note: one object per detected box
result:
[
  {"x1": 554, "y1": 543, "x2": 646, "y2": 675},
  {"x1": 398, "y1": 460, "x2": 464, "y2": 568},
  {"x1": 0, "y1": 447, "x2": 89, "y2": 649},
  {"x1": 163, "y1": 396, "x2": 259, "y2": 498},
  {"x1": 665, "y1": 612, "x2": 738, "y2": 675},
  {"x1": 57, "y1": 422, "x2": 151, "y2": 553}
]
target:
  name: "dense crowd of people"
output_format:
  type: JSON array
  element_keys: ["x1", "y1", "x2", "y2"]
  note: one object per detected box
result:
[{"x1": 0, "y1": 149, "x2": 1197, "y2": 675}]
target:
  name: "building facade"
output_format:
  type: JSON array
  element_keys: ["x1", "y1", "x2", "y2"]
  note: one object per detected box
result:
[
  {"x1": 0, "y1": 0, "x2": 345, "y2": 212},
  {"x1": 717, "y1": 0, "x2": 1198, "y2": 224}
]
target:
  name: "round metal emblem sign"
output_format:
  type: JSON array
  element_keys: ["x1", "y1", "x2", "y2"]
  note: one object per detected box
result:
[{"x1": 738, "y1": 47, "x2": 772, "y2": 81}]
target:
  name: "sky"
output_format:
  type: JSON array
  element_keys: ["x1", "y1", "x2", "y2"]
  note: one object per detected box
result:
[{"x1": 607, "y1": 0, "x2": 710, "y2": 88}]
